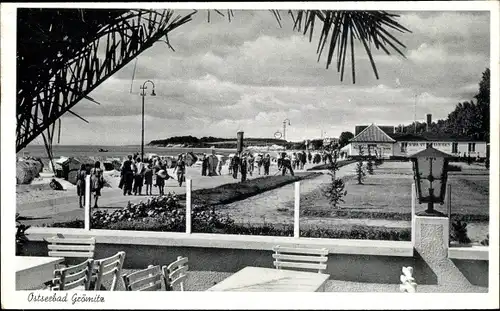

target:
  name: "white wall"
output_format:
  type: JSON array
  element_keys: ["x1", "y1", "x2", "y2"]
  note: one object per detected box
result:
[{"x1": 393, "y1": 141, "x2": 487, "y2": 158}]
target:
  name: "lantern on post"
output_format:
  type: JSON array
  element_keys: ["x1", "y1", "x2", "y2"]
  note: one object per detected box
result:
[{"x1": 410, "y1": 146, "x2": 451, "y2": 217}]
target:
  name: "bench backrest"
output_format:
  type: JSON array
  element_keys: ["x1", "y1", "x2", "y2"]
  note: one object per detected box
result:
[
  {"x1": 93, "y1": 251, "x2": 126, "y2": 291},
  {"x1": 162, "y1": 256, "x2": 188, "y2": 291},
  {"x1": 272, "y1": 245, "x2": 329, "y2": 274},
  {"x1": 52, "y1": 259, "x2": 94, "y2": 290},
  {"x1": 46, "y1": 236, "x2": 96, "y2": 259},
  {"x1": 122, "y1": 265, "x2": 166, "y2": 291}
]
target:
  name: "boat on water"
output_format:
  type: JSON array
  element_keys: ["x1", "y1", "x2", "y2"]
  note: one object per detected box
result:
[{"x1": 98, "y1": 148, "x2": 109, "y2": 152}]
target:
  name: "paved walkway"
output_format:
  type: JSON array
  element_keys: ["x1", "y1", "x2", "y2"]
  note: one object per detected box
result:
[{"x1": 17, "y1": 162, "x2": 318, "y2": 226}]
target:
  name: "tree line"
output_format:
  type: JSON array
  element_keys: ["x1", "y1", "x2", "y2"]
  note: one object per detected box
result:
[{"x1": 396, "y1": 68, "x2": 490, "y2": 142}]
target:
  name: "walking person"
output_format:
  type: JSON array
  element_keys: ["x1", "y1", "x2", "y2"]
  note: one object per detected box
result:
[
  {"x1": 247, "y1": 154, "x2": 254, "y2": 176},
  {"x1": 308, "y1": 151, "x2": 312, "y2": 164},
  {"x1": 256, "y1": 153, "x2": 263, "y2": 175},
  {"x1": 228, "y1": 156, "x2": 233, "y2": 175},
  {"x1": 90, "y1": 161, "x2": 104, "y2": 208},
  {"x1": 156, "y1": 169, "x2": 166, "y2": 195},
  {"x1": 263, "y1": 154, "x2": 271, "y2": 175},
  {"x1": 232, "y1": 153, "x2": 240, "y2": 179},
  {"x1": 174, "y1": 154, "x2": 186, "y2": 187},
  {"x1": 76, "y1": 164, "x2": 87, "y2": 208},
  {"x1": 133, "y1": 157, "x2": 145, "y2": 195},
  {"x1": 240, "y1": 154, "x2": 248, "y2": 182},
  {"x1": 144, "y1": 163, "x2": 153, "y2": 195},
  {"x1": 121, "y1": 155, "x2": 134, "y2": 196},
  {"x1": 301, "y1": 151, "x2": 307, "y2": 169},
  {"x1": 201, "y1": 154, "x2": 208, "y2": 176},
  {"x1": 217, "y1": 156, "x2": 223, "y2": 176}
]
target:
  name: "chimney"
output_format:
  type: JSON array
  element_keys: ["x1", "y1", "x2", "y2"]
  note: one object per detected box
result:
[{"x1": 426, "y1": 114, "x2": 432, "y2": 132}]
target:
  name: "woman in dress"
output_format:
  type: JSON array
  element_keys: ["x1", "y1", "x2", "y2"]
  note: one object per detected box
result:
[
  {"x1": 156, "y1": 169, "x2": 166, "y2": 195},
  {"x1": 173, "y1": 154, "x2": 186, "y2": 187},
  {"x1": 76, "y1": 164, "x2": 87, "y2": 208},
  {"x1": 90, "y1": 161, "x2": 104, "y2": 208}
]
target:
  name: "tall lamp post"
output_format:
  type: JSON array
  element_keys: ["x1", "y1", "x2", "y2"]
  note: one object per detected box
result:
[
  {"x1": 140, "y1": 80, "x2": 156, "y2": 161},
  {"x1": 411, "y1": 146, "x2": 450, "y2": 217},
  {"x1": 283, "y1": 118, "x2": 291, "y2": 141}
]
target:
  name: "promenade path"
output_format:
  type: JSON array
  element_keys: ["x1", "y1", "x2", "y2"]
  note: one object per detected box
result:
[{"x1": 17, "y1": 162, "x2": 319, "y2": 226}]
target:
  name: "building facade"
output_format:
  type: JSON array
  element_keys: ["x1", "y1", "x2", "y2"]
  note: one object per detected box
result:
[{"x1": 341, "y1": 124, "x2": 487, "y2": 159}]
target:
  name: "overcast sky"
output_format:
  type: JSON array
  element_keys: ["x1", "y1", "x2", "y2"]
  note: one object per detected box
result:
[{"x1": 49, "y1": 10, "x2": 490, "y2": 145}]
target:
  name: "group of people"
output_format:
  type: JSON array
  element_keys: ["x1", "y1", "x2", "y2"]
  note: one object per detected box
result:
[
  {"x1": 118, "y1": 153, "x2": 187, "y2": 197},
  {"x1": 228, "y1": 152, "x2": 272, "y2": 182},
  {"x1": 76, "y1": 161, "x2": 104, "y2": 209}
]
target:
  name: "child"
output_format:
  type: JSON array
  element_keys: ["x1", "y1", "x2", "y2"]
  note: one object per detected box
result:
[{"x1": 144, "y1": 163, "x2": 153, "y2": 195}]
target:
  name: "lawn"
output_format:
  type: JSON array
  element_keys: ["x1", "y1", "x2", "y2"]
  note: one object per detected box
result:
[{"x1": 299, "y1": 161, "x2": 489, "y2": 221}]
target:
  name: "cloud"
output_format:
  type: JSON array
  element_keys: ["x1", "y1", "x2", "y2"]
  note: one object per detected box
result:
[{"x1": 46, "y1": 10, "x2": 491, "y2": 145}]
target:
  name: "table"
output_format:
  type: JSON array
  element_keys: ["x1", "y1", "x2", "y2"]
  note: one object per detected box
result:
[
  {"x1": 207, "y1": 267, "x2": 329, "y2": 292},
  {"x1": 16, "y1": 256, "x2": 64, "y2": 290}
]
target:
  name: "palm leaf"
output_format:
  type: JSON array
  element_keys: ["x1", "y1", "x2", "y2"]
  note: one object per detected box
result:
[{"x1": 270, "y1": 9, "x2": 411, "y2": 83}]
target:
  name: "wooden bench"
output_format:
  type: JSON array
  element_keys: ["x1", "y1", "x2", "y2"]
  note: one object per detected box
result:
[
  {"x1": 45, "y1": 237, "x2": 96, "y2": 259},
  {"x1": 272, "y1": 245, "x2": 329, "y2": 274}
]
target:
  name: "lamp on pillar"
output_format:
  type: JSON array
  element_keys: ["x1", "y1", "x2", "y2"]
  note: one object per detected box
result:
[{"x1": 410, "y1": 146, "x2": 451, "y2": 217}]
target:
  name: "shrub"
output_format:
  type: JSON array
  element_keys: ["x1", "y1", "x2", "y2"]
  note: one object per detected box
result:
[
  {"x1": 450, "y1": 220, "x2": 471, "y2": 244},
  {"x1": 16, "y1": 213, "x2": 31, "y2": 255},
  {"x1": 356, "y1": 146, "x2": 366, "y2": 184},
  {"x1": 322, "y1": 150, "x2": 347, "y2": 209}
]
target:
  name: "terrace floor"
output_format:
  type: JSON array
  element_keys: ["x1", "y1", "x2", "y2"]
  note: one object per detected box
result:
[{"x1": 104, "y1": 270, "x2": 488, "y2": 293}]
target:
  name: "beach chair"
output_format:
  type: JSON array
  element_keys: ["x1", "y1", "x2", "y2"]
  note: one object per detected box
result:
[
  {"x1": 122, "y1": 265, "x2": 166, "y2": 291},
  {"x1": 272, "y1": 245, "x2": 329, "y2": 274},
  {"x1": 162, "y1": 256, "x2": 189, "y2": 291},
  {"x1": 50, "y1": 259, "x2": 94, "y2": 290},
  {"x1": 92, "y1": 251, "x2": 126, "y2": 291}
]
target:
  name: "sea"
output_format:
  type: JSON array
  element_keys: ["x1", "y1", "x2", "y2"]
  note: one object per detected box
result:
[{"x1": 19, "y1": 145, "x2": 238, "y2": 160}]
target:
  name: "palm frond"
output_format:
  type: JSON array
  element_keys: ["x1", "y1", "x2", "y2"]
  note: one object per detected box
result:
[{"x1": 271, "y1": 10, "x2": 411, "y2": 83}]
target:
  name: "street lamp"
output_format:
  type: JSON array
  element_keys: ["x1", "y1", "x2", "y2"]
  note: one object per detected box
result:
[
  {"x1": 140, "y1": 80, "x2": 156, "y2": 161},
  {"x1": 283, "y1": 118, "x2": 291, "y2": 141},
  {"x1": 410, "y1": 146, "x2": 451, "y2": 217}
]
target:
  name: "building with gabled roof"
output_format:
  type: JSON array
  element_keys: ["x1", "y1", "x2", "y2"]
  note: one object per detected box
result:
[
  {"x1": 341, "y1": 124, "x2": 396, "y2": 158},
  {"x1": 340, "y1": 123, "x2": 487, "y2": 159}
]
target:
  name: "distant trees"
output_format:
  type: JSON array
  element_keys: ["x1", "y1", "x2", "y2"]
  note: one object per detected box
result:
[
  {"x1": 395, "y1": 68, "x2": 490, "y2": 142},
  {"x1": 339, "y1": 131, "x2": 354, "y2": 147}
]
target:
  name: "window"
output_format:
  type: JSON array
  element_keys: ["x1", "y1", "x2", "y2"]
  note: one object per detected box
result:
[
  {"x1": 452, "y1": 143, "x2": 458, "y2": 153},
  {"x1": 468, "y1": 143, "x2": 476, "y2": 152},
  {"x1": 400, "y1": 142, "x2": 408, "y2": 153},
  {"x1": 426, "y1": 143, "x2": 433, "y2": 148}
]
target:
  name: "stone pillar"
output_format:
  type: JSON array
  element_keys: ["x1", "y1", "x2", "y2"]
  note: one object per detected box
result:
[{"x1": 414, "y1": 215, "x2": 476, "y2": 291}]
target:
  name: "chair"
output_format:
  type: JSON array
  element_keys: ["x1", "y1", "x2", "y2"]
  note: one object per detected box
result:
[
  {"x1": 162, "y1": 256, "x2": 189, "y2": 291},
  {"x1": 272, "y1": 245, "x2": 328, "y2": 274},
  {"x1": 122, "y1": 265, "x2": 166, "y2": 291},
  {"x1": 92, "y1": 251, "x2": 126, "y2": 291},
  {"x1": 51, "y1": 259, "x2": 94, "y2": 290},
  {"x1": 46, "y1": 236, "x2": 96, "y2": 260}
]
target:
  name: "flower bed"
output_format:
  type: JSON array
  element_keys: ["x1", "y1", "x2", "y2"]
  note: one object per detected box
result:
[{"x1": 46, "y1": 193, "x2": 411, "y2": 241}]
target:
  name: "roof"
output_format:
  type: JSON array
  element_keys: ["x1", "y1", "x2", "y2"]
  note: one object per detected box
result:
[
  {"x1": 409, "y1": 146, "x2": 453, "y2": 158},
  {"x1": 355, "y1": 125, "x2": 394, "y2": 136},
  {"x1": 388, "y1": 132, "x2": 485, "y2": 142},
  {"x1": 349, "y1": 124, "x2": 396, "y2": 143}
]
